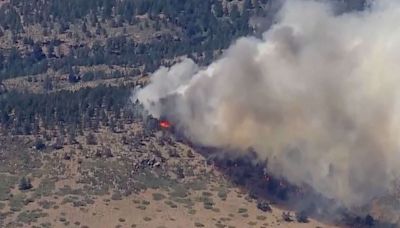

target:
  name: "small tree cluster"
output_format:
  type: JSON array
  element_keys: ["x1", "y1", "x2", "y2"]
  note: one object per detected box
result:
[{"x1": 257, "y1": 200, "x2": 272, "y2": 212}]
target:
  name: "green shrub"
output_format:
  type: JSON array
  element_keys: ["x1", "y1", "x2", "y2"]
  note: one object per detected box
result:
[
  {"x1": 111, "y1": 191, "x2": 123, "y2": 200},
  {"x1": 217, "y1": 191, "x2": 227, "y2": 200},
  {"x1": 0, "y1": 174, "x2": 18, "y2": 200},
  {"x1": 194, "y1": 222, "x2": 205, "y2": 227},
  {"x1": 256, "y1": 215, "x2": 267, "y2": 221},
  {"x1": 143, "y1": 216, "x2": 152, "y2": 221},
  {"x1": 238, "y1": 208, "x2": 247, "y2": 213},
  {"x1": 152, "y1": 193, "x2": 166, "y2": 201},
  {"x1": 34, "y1": 178, "x2": 55, "y2": 198},
  {"x1": 17, "y1": 210, "x2": 48, "y2": 224},
  {"x1": 10, "y1": 194, "x2": 26, "y2": 211}
]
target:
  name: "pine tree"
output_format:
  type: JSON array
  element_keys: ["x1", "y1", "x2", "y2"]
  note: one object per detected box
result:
[
  {"x1": 213, "y1": 1, "x2": 224, "y2": 17},
  {"x1": 32, "y1": 43, "x2": 45, "y2": 61},
  {"x1": 18, "y1": 177, "x2": 33, "y2": 190}
]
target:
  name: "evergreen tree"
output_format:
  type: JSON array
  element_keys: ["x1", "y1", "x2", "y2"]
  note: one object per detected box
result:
[
  {"x1": 32, "y1": 43, "x2": 45, "y2": 61},
  {"x1": 18, "y1": 176, "x2": 33, "y2": 190},
  {"x1": 213, "y1": 1, "x2": 224, "y2": 17}
]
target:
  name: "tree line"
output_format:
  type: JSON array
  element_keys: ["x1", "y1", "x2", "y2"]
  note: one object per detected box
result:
[
  {"x1": 0, "y1": 85, "x2": 144, "y2": 136},
  {"x1": 0, "y1": 0, "x2": 259, "y2": 80}
]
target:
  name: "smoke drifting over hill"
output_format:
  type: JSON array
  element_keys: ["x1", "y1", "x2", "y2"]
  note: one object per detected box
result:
[{"x1": 133, "y1": 0, "x2": 400, "y2": 207}]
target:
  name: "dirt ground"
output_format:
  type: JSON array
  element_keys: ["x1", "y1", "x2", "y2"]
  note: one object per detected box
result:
[
  {"x1": 0, "y1": 125, "x2": 339, "y2": 228},
  {"x1": 7, "y1": 185, "x2": 336, "y2": 228}
]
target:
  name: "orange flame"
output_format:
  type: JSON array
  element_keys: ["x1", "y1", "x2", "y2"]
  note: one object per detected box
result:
[{"x1": 160, "y1": 120, "x2": 171, "y2": 129}]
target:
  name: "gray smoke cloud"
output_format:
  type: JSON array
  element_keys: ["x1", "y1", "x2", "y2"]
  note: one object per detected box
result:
[{"x1": 133, "y1": 0, "x2": 400, "y2": 207}]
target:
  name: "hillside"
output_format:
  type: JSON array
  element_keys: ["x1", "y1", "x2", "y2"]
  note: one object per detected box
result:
[{"x1": 0, "y1": 0, "x2": 388, "y2": 228}]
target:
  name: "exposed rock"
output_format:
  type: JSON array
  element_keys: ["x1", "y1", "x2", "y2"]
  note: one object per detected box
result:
[{"x1": 133, "y1": 154, "x2": 163, "y2": 171}]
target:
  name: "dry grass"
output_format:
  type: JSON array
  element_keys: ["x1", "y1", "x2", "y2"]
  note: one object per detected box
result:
[{"x1": 0, "y1": 125, "x2": 338, "y2": 228}]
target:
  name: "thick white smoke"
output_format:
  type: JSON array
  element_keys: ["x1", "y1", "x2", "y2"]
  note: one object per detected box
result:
[{"x1": 133, "y1": 0, "x2": 400, "y2": 207}]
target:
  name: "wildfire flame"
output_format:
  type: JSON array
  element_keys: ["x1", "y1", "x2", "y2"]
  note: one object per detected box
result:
[{"x1": 160, "y1": 120, "x2": 171, "y2": 129}]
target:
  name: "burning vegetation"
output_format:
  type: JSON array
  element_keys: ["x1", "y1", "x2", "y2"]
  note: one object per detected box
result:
[
  {"x1": 195, "y1": 146, "x2": 397, "y2": 227},
  {"x1": 159, "y1": 120, "x2": 171, "y2": 129},
  {"x1": 135, "y1": 1, "x2": 400, "y2": 225}
]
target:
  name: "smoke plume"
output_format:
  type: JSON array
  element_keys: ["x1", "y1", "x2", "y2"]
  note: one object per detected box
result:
[{"x1": 133, "y1": 0, "x2": 400, "y2": 207}]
